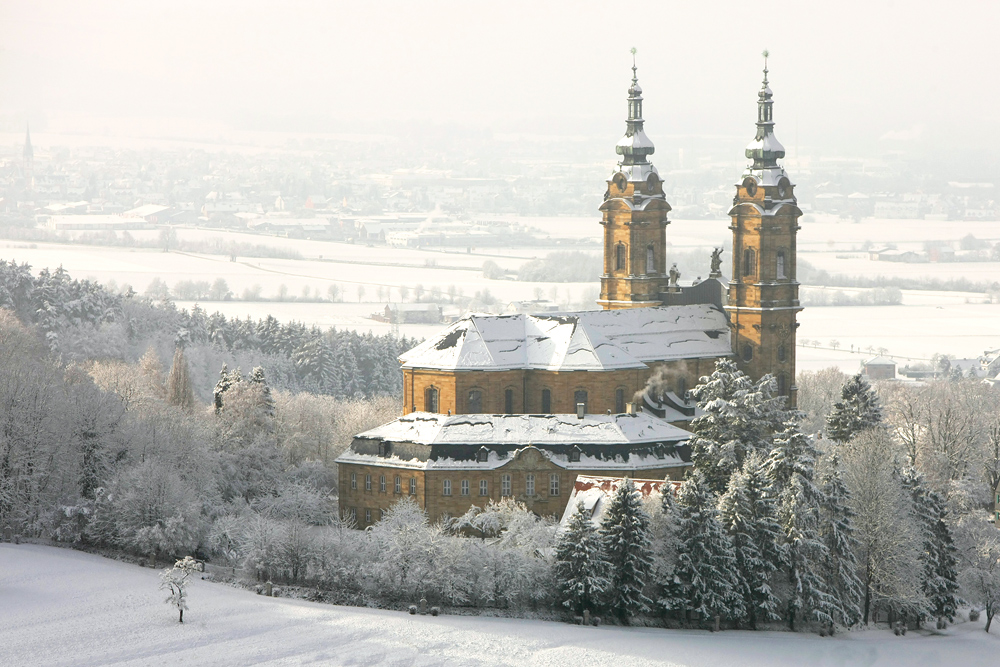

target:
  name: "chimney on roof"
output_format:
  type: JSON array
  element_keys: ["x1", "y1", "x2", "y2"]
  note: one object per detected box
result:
[
  {"x1": 626, "y1": 402, "x2": 636, "y2": 416},
  {"x1": 576, "y1": 403, "x2": 585, "y2": 419}
]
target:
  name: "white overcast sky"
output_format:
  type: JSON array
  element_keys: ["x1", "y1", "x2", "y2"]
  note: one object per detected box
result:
[{"x1": 2, "y1": 0, "x2": 999, "y2": 157}]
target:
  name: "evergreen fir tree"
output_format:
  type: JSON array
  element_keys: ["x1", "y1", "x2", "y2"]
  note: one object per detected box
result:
[
  {"x1": 600, "y1": 478, "x2": 654, "y2": 623},
  {"x1": 817, "y1": 453, "x2": 863, "y2": 627},
  {"x1": 719, "y1": 452, "x2": 784, "y2": 628},
  {"x1": 901, "y1": 468, "x2": 961, "y2": 625},
  {"x1": 654, "y1": 488, "x2": 686, "y2": 616},
  {"x1": 166, "y1": 347, "x2": 194, "y2": 411},
  {"x1": 555, "y1": 502, "x2": 610, "y2": 615},
  {"x1": 826, "y1": 373, "x2": 883, "y2": 443},
  {"x1": 213, "y1": 363, "x2": 232, "y2": 414},
  {"x1": 767, "y1": 423, "x2": 838, "y2": 630},
  {"x1": 249, "y1": 366, "x2": 275, "y2": 417},
  {"x1": 673, "y1": 472, "x2": 745, "y2": 626},
  {"x1": 689, "y1": 359, "x2": 791, "y2": 494}
]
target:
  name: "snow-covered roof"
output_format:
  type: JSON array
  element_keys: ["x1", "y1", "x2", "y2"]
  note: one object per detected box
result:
[
  {"x1": 558, "y1": 475, "x2": 680, "y2": 529},
  {"x1": 399, "y1": 304, "x2": 730, "y2": 371},
  {"x1": 355, "y1": 412, "x2": 692, "y2": 447},
  {"x1": 123, "y1": 204, "x2": 171, "y2": 217},
  {"x1": 864, "y1": 356, "x2": 897, "y2": 366}
]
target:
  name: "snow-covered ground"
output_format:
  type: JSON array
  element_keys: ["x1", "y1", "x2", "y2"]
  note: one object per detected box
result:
[{"x1": 2, "y1": 544, "x2": 998, "y2": 666}]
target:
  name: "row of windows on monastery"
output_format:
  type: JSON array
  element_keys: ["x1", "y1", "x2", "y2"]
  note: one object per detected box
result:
[
  {"x1": 350, "y1": 471, "x2": 561, "y2": 499},
  {"x1": 425, "y1": 386, "x2": 640, "y2": 415}
]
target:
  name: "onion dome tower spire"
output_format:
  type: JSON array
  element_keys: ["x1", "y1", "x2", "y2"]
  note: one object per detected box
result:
[
  {"x1": 726, "y1": 51, "x2": 802, "y2": 405},
  {"x1": 598, "y1": 49, "x2": 671, "y2": 310}
]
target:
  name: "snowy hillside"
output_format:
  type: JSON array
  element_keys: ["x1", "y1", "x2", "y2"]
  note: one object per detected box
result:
[{"x1": 2, "y1": 544, "x2": 998, "y2": 666}]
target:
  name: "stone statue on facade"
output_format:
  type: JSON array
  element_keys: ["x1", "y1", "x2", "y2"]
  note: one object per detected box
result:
[
  {"x1": 710, "y1": 247, "x2": 723, "y2": 278},
  {"x1": 668, "y1": 263, "x2": 680, "y2": 290}
]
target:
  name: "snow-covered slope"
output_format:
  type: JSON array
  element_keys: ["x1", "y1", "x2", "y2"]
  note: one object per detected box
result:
[{"x1": 2, "y1": 544, "x2": 998, "y2": 666}]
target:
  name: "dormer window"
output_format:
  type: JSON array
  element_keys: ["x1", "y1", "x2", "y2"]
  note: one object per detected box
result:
[
  {"x1": 378, "y1": 441, "x2": 391, "y2": 458},
  {"x1": 477, "y1": 447, "x2": 489, "y2": 463},
  {"x1": 569, "y1": 446, "x2": 582, "y2": 463}
]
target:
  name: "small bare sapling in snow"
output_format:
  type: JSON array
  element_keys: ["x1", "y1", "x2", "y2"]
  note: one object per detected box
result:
[{"x1": 160, "y1": 556, "x2": 200, "y2": 623}]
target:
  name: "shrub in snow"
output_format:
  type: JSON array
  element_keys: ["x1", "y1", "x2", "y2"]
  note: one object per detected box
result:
[
  {"x1": 160, "y1": 556, "x2": 200, "y2": 623},
  {"x1": 969, "y1": 608, "x2": 980, "y2": 622}
]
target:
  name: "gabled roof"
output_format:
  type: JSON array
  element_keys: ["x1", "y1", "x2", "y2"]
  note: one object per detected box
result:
[
  {"x1": 399, "y1": 304, "x2": 730, "y2": 372},
  {"x1": 864, "y1": 356, "x2": 897, "y2": 366}
]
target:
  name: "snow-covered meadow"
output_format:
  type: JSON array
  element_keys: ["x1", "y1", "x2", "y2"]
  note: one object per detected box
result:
[{"x1": 2, "y1": 544, "x2": 998, "y2": 667}]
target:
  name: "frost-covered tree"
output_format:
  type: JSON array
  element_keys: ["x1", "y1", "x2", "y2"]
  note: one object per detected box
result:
[
  {"x1": 767, "y1": 423, "x2": 839, "y2": 630},
  {"x1": 719, "y1": 452, "x2": 783, "y2": 628},
  {"x1": 249, "y1": 366, "x2": 275, "y2": 417},
  {"x1": 816, "y1": 453, "x2": 863, "y2": 627},
  {"x1": 166, "y1": 347, "x2": 195, "y2": 411},
  {"x1": 555, "y1": 502, "x2": 610, "y2": 615},
  {"x1": 160, "y1": 556, "x2": 200, "y2": 623},
  {"x1": 673, "y1": 472, "x2": 744, "y2": 626},
  {"x1": 826, "y1": 373, "x2": 883, "y2": 443},
  {"x1": 600, "y1": 478, "x2": 654, "y2": 623},
  {"x1": 689, "y1": 359, "x2": 790, "y2": 493},
  {"x1": 841, "y1": 429, "x2": 926, "y2": 624},
  {"x1": 901, "y1": 468, "x2": 961, "y2": 625},
  {"x1": 955, "y1": 515, "x2": 1000, "y2": 632}
]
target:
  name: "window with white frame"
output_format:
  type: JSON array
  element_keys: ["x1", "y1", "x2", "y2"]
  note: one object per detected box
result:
[
  {"x1": 409, "y1": 478, "x2": 416, "y2": 495},
  {"x1": 461, "y1": 479, "x2": 470, "y2": 496},
  {"x1": 365, "y1": 474, "x2": 371, "y2": 491},
  {"x1": 550, "y1": 474, "x2": 559, "y2": 496},
  {"x1": 479, "y1": 480, "x2": 488, "y2": 496},
  {"x1": 501, "y1": 474, "x2": 511, "y2": 497},
  {"x1": 365, "y1": 509, "x2": 371, "y2": 524},
  {"x1": 350, "y1": 472, "x2": 357, "y2": 490},
  {"x1": 394, "y1": 476, "x2": 401, "y2": 494},
  {"x1": 525, "y1": 474, "x2": 535, "y2": 496},
  {"x1": 443, "y1": 479, "x2": 452, "y2": 496}
]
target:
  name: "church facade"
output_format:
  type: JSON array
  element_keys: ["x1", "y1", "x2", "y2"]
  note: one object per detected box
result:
[{"x1": 337, "y1": 60, "x2": 801, "y2": 527}]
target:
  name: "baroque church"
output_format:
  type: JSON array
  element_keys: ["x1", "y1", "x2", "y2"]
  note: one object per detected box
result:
[{"x1": 337, "y1": 59, "x2": 802, "y2": 528}]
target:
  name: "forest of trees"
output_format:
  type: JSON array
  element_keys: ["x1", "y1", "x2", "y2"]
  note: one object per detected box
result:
[{"x1": 2, "y1": 260, "x2": 1000, "y2": 632}]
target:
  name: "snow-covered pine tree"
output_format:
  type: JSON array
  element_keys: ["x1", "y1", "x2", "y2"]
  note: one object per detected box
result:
[
  {"x1": 600, "y1": 478, "x2": 654, "y2": 623},
  {"x1": 555, "y1": 502, "x2": 610, "y2": 616},
  {"x1": 689, "y1": 359, "x2": 791, "y2": 494},
  {"x1": 719, "y1": 452, "x2": 784, "y2": 629},
  {"x1": 654, "y1": 487, "x2": 686, "y2": 617},
  {"x1": 901, "y1": 468, "x2": 961, "y2": 625},
  {"x1": 673, "y1": 472, "x2": 745, "y2": 627},
  {"x1": 767, "y1": 422, "x2": 838, "y2": 630},
  {"x1": 249, "y1": 366, "x2": 275, "y2": 417},
  {"x1": 826, "y1": 373, "x2": 883, "y2": 443},
  {"x1": 213, "y1": 363, "x2": 232, "y2": 414},
  {"x1": 817, "y1": 453, "x2": 863, "y2": 627}
]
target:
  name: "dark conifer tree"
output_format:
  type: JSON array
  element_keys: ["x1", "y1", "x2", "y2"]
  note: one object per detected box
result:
[
  {"x1": 555, "y1": 502, "x2": 610, "y2": 616},
  {"x1": 600, "y1": 478, "x2": 654, "y2": 623},
  {"x1": 826, "y1": 373, "x2": 883, "y2": 442},
  {"x1": 817, "y1": 453, "x2": 863, "y2": 627}
]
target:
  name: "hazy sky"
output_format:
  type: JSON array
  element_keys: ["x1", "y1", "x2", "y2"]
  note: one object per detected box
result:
[{"x1": 3, "y1": 1, "x2": 1000, "y2": 160}]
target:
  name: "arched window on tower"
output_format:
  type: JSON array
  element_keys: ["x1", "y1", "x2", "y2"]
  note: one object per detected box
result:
[
  {"x1": 777, "y1": 374, "x2": 787, "y2": 396},
  {"x1": 776, "y1": 250, "x2": 787, "y2": 279},
  {"x1": 541, "y1": 388, "x2": 551, "y2": 413},
  {"x1": 646, "y1": 244, "x2": 655, "y2": 275},
  {"x1": 468, "y1": 389, "x2": 483, "y2": 413},
  {"x1": 743, "y1": 248, "x2": 757, "y2": 277},
  {"x1": 742, "y1": 343, "x2": 754, "y2": 362},
  {"x1": 616, "y1": 243, "x2": 627, "y2": 271},
  {"x1": 425, "y1": 387, "x2": 439, "y2": 413}
]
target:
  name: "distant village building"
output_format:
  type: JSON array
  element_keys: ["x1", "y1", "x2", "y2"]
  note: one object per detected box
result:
[
  {"x1": 371, "y1": 303, "x2": 442, "y2": 325},
  {"x1": 123, "y1": 204, "x2": 172, "y2": 224},
  {"x1": 337, "y1": 59, "x2": 803, "y2": 525},
  {"x1": 862, "y1": 355, "x2": 897, "y2": 380}
]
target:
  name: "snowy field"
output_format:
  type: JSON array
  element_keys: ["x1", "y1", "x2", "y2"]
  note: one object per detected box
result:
[{"x1": 2, "y1": 544, "x2": 998, "y2": 667}]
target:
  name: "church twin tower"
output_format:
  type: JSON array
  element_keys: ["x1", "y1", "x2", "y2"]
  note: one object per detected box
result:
[{"x1": 598, "y1": 56, "x2": 802, "y2": 403}]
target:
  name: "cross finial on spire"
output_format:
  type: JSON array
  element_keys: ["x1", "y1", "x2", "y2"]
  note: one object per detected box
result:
[
  {"x1": 761, "y1": 49, "x2": 769, "y2": 85},
  {"x1": 631, "y1": 47, "x2": 638, "y2": 82}
]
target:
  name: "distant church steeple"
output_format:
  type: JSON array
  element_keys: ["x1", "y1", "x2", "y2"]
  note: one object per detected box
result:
[
  {"x1": 598, "y1": 50, "x2": 671, "y2": 310},
  {"x1": 23, "y1": 123, "x2": 34, "y2": 192},
  {"x1": 726, "y1": 52, "x2": 802, "y2": 404}
]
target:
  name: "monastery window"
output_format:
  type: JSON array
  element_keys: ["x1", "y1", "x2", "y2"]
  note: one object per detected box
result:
[
  {"x1": 480, "y1": 480, "x2": 489, "y2": 496},
  {"x1": 461, "y1": 479, "x2": 470, "y2": 496},
  {"x1": 742, "y1": 344, "x2": 754, "y2": 362},
  {"x1": 443, "y1": 479, "x2": 452, "y2": 496},
  {"x1": 349, "y1": 508, "x2": 356, "y2": 522},
  {"x1": 525, "y1": 474, "x2": 535, "y2": 497},
  {"x1": 550, "y1": 474, "x2": 559, "y2": 496},
  {"x1": 615, "y1": 243, "x2": 627, "y2": 271},
  {"x1": 378, "y1": 441, "x2": 391, "y2": 457},
  {"x1": 569, "y1": 446, "x2": 581, "y2": 463},
  {"x1": 646, "y1": 245, "x2": 655, "y2": 275},
  {"x1": 777, "y1": 374, "x2": 787, "y2": 396},
  {"x1": 743, "y1": 248, "x2": 757, "y2": 277},
  {"x1": 778, "y1": 344, "x2": 787, "y2": 362},
  {"x1": 379, "y1": 475, "x2": 386, "y2": 493},
  {"x1": 468, "y1": 389, "x2": 483, "y2": 413},
  {"x1": 541, "y1": 389, "x2": 552, "y2": 414},
  {"x1": 501, "y1": 474, "x2": 512, "y2": 497},
  {"x1": 409, "y1": 478, "x2": 417, "y2": 495},
  {"x1": 777, "y1": 250, "x2": 787, "y2": 279},
  {"x1": 394, "y1": 476, "x2": 401, "y2": 494},
  {"x1": 365, "y1": 509, "x2": 372, "y2": 525},
  {"x1": 365, "y1": 474, "x2": 372, "y2": 491},
  {"x1": 350, "y1": 472, "x2": 357, "y2": 490},
  {"x1": 425, "y1": 387, "x2": 439, "y2": 413},
  {"x1": 615, "y1": 388, "x2": 625, "y2": 414},
  {"x1": 574, "y1": 390, "x2": 588, "y2": 415},
  {"x1": 504, "y1": 388, "x2": 514, "y2": 414}
]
